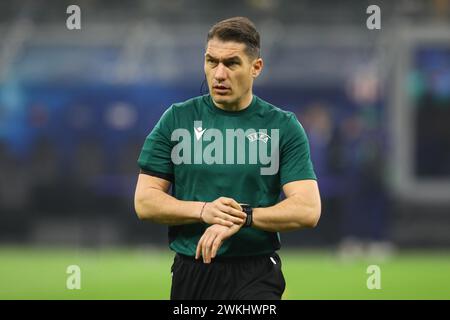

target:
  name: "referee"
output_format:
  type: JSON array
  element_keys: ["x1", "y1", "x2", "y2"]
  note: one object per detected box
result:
[{"x1": 134, "y1": 17, "x2": 321, "y2": 300}]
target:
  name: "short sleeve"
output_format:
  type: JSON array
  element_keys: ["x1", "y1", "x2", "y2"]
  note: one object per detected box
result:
[
  {"x1": 279, "y1": 113, "x2": 317, "y2": 186},
  {"x1": 137, "y1": 106, "x2": 174, "y2": 181}
]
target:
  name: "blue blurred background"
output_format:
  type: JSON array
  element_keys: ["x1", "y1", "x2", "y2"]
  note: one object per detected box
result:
[{"x1": 0, "y1": 0, "x2": 450, "y2": 256}]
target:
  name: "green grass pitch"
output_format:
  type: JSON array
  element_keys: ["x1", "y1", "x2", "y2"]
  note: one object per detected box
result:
[{"x1": 0, "y1": 247, "x2": 449, "y2": 299}]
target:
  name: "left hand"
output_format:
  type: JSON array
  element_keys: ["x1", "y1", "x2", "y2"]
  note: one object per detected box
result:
[{"x1": 195, "y1": 223, "x2": 241, "y2": 263}]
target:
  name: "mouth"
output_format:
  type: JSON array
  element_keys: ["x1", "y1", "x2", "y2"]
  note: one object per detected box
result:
[{"x1": 213, "y1": 85, "x2": 230, "y2": 94}]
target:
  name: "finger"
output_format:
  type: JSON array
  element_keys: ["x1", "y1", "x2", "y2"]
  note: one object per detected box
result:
[
  {"x1": 219, "y1": 197, "x2": 231, "y2": 205},
  {"x1": 229, "y1": 215, "x2": 244, "y2": 225},
  {"x1": 195, "y1": 238, "x2": 201, "y2": 259},
  {"x1": 220, "y1": 197, "x2": 242, "y2": 210},
  {"x1": 228, "y1": 199, "x2": 243, "y2": 211},
  {"x1": 211, "y1": 237, "x2": 223, "y2": 259},
  {"x1": 196, "y1": 234, "x2": 205, "y2": 259},
  {"x1": 214, "y1": 218, "x2": 234, "y2": 227},
  {"x1": 202, "y1": 234, "x2": 210, "y2": 263},
  {"x1": 220, "y1": 214, "x2": 244, "y2": 225},
  {"x1": 204, "y1": 234, "x2": 217, "y2": 264},
  {"x1": 218, "y1": 204, "x2": 246, "y2": 220}
]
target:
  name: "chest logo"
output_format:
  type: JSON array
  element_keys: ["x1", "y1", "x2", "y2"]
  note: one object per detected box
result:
[
  {"x1": 246, "y1": 132, "x2": 271, "y2": 143},
  {"x1": 194, "y1": 126, "x2": 206, "y2": 141}
]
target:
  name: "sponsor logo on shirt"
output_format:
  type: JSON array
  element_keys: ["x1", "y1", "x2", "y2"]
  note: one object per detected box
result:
[
  {"x1": 194, "y1": 126, "x2": 207, "y2": 141},
  {"x1": 171, "y1": 121, "x2": 279, "y2": 175}
]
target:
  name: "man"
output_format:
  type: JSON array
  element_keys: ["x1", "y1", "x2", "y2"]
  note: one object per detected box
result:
[{"x1": 134, "y1": 17, "x2": 321, "y2": 300}]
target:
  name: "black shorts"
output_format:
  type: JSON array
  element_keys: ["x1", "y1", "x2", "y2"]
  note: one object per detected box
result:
[{"x1": 170, "y1": 252, "x2": 286, "y2": 300}]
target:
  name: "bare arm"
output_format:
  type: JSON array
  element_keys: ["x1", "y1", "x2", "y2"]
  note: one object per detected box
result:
[
  {"x1": 252, "y1": 180, "x2": 321, "y2": 232},
  {"x1": 134, "y1": 173, "x2": 203, "y2": 225},
  {"x1": 195, "y1": 180, "x2": 321, "y2": 263},
  {"x1": 134, "y1": 173, "x2": 246, "y2": 226}
]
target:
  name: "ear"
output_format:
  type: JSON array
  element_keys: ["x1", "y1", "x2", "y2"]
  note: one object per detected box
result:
[{"x1": 252, "y1": 58, "x2": 263, "y2": 78}]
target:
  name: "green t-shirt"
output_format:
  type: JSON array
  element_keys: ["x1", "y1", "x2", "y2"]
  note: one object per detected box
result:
[{"x1": 138, "y1": 94, "x2": 316, "y2": 257}]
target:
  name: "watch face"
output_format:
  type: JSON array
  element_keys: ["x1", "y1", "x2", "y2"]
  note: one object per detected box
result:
[{"x1": 240, "y1": 204, "x2": 251, "y2": 214}]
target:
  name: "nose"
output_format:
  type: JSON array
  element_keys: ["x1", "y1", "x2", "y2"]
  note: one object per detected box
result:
[{"x1": 214, "y1": 63, "x2": 227, "y2": 82}]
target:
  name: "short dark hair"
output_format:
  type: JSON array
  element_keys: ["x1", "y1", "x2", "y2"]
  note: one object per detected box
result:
[{"x1": 206, "y1": 17, "x2": 260, "y2": 59}]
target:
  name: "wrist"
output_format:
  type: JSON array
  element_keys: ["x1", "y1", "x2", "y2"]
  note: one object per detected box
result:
[{"x1": 199, "y1": 202, "x2": 208, "y2": 222}]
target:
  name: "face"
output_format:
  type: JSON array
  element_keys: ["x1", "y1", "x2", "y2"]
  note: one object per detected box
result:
[{"x1": 204, "y1": 37, "x2": 263, "y2": 109}]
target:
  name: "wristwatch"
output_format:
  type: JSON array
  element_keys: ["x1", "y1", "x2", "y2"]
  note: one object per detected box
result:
[{"x1": 240, "y1": 204, "x2": 253, "y2": 228}]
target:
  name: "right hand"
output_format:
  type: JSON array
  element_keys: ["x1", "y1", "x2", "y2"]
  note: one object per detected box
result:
[
  {"x1": 200, "y1": 197, "x2": 247, "y2": 227},
  {"x1": 196, "y1": 223, "x2": 242, "y2": 263}
]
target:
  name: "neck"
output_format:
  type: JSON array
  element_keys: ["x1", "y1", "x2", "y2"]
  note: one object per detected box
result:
[{"x1": 212, "y1": 91, "x2": 253, "y2": 112}]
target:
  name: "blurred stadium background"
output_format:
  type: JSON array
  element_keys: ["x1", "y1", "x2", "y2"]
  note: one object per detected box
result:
[{"x1": 0, "y1": 0, "x2": 449, "y2": 299}]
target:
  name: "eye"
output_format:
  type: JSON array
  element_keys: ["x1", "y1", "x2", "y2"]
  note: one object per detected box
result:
[{"x1": 226, "y1": 61, "x2": 239, "y2": 68}]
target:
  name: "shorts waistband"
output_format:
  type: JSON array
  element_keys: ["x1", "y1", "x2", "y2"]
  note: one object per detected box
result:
[{"x1": 176, "y1": 252, "x2": 276, "y2": 264}]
